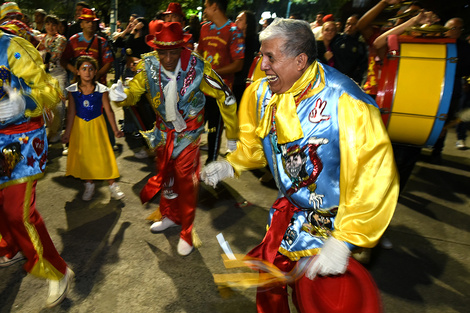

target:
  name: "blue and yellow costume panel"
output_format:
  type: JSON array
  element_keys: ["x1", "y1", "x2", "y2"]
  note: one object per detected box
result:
[
  {"x1": 0, "y1": 30, "x2": 67, "y2": 280},
  {"x1": 116, "y1": 48, "x2": 238, "y2": 153},
  {"x1": 65, "y1": 83, "x2": 120, "y2": 180},
  {"x1": 227, "y1": 61, "x2": 399, "y2": 261},
  {"x1": 0, "y1": 31, "x2": 62, "y2": 188}
]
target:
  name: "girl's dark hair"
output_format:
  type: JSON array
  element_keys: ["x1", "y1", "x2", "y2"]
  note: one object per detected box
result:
[
  {"x1": 241, "y1": 11, "x2": 257, "y2": 38},
  {"x1": 186, "y1": 15, "x2": 201, "y2": 42},
  {"x1": 135, "y1": 17, "x2": 149, "y2": 36},
  {"x1": 75, "y1": 55, "x2": 98, "y2": 87},
  {"x1": 59, "y1": 19, "x2": 68, "y2": 34}
]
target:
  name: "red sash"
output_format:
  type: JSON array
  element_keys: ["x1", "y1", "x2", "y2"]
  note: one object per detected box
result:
[
  {"x1": 247, "y1": 197, "x2": 299, "y2": 264},
  {"x1": 0, "y1": 117, "x2": 44, "y2": 135},
  {"x1": 139, "y1": 112, "x2": 203, "y2": 204}
]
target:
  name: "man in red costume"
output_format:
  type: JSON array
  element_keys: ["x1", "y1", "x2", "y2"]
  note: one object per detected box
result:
[{"x1": 110, "y1": 21, "x2": 238, "y2": 256}]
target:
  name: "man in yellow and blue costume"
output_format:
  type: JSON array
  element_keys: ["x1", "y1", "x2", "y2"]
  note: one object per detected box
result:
[
  {"x1": 202, "y1": 18, "x2": 399, "y2": 313},
  {"x1": 0, "y1": 29, "x2": 74, "y2": 308}
]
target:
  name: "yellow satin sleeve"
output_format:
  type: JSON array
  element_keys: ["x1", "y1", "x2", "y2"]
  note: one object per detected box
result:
[
  {"x1": 333, "y1": 93, "x2": 399, "y2": 248},
  {"x1": 114, "y1": 60, "x2": 149, "y2": 108},
  {"x1": 8, "y1": 35, "x2": 62, "y2": 117},
  {"x1": 226, "y1": 80, "x2": 267, "y2": 177},
  {"x1": 199, "y1": 60, "x2": 238, "y2": 140}
]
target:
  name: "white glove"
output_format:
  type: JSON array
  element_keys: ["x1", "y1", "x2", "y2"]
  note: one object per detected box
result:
[
  {"x1": 305, "y1": 237, "x2": 351, "y2": 280},
  {"x1": 226, "y1": 139, "x2": 237, "y2": 152},
  {"x1": 200, "y1": 160, "x2": 234, "y2": 188},
  {"x1": 0, "y1": 84, "x2": 26, "y2": 122},
  {"x1": 109, "y1": 80, "x2": 127, "y2": 102}
]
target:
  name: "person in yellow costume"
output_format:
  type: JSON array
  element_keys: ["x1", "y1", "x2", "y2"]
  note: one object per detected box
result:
[
  {"x1": 0, "y1": 29, "x2": 74, "y2": 308},
  {"x1": 202, "y1": 18, "x2": 399, "y2": 312},
  {"x1": 110, "y1": 21, "x2": 238, "y2": 256}
]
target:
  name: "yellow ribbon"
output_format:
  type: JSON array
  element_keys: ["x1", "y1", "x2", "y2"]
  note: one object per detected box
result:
[{"x1": 255, "y1": 62, "x2": 318, "y2": 144}]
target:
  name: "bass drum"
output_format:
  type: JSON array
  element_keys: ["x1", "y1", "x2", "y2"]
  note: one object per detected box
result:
[
  {"x1": 246, "y1": 53, "x2": 266, "y2": 88},
  {"x1": 375, "y1": 35, "x2": 457, "y2": 147}
]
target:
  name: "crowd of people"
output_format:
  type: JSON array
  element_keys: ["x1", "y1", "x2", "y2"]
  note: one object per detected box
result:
[{"x1": 0, "y1": 0, "x2": 468, "y2": 311}]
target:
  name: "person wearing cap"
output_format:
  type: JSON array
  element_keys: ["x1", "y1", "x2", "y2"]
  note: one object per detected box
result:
[
  {"x1": 0, "y1": 19, "x2": 35, "y2": 44},
  {"x1": 36, "y1": 14, "x2": 68, "y2": 143},
  {"x1": 33, "y1": 8, "x2": 46, "y2": 33},
  {"x1": 162, "y1": 3, "x2": 194, "y2": 50},
  {"x1": 163, "y1": 2, "x2": 184, "y2": 24},
  {"x1": 0, "y1": 28, "x2": 74, "y2": 308},
  {"x1": 61, "y1": 8, "x2": 114, "y2": 85},
  {"x1": 109, "y1": 21, "x2": 238, "y2": 256},
  {"x1": 0, "y1": 1, "x2": 22, "y2": 23},
  {"x1": 201, "y1": 18, "x2": 398, "y2": 312},
  {"x1": 197, "y1": 0, "x2": 245, "y2": 163},
  {"x1": 316, "y1": 21, "x2": 338, "y2": 66}
]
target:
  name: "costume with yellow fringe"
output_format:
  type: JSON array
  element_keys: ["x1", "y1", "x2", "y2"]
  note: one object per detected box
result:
[
  {"x1": 0, "y1": 30, "x2": 68, "y2": 281},
  {"x1": 218, "y1": 61, "x2": 399, "y2": 312},
  {"x1": 114, "y1": 48, "x2": 238, "y2": 248}
]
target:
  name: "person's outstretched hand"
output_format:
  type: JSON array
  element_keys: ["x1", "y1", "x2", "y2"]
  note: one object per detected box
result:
[
  {"x1": 109, "y1": 80, "x2": 127, "y2": 102},
  {"x1": 200, "y1": 160, "x2": 234, "y2": 188}
]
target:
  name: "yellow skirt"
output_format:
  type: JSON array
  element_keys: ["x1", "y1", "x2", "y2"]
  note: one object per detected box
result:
[{"x1": 66, "y1": 115, "x2": 120, "y2": 180}]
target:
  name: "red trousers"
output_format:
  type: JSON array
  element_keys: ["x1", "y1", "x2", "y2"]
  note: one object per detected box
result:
[
  {"x1": 0, "y1": 181, "x2": 67, "y2": 280},
  {"x1": 157, "y1": 141, "x2": 200, "y2": 246}
]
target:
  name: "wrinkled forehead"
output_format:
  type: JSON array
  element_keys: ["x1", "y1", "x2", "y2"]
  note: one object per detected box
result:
[{"x1": 260, "y1": 37, "x2": 288, "y2": 55}]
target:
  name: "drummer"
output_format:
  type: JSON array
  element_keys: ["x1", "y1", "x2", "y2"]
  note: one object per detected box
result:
[
  {"x1": 373, "y1": 9, "x2": 439, "y2": 190},
  {"x1": 431, "y1": 17, "x2": 470, "y2": 158}
]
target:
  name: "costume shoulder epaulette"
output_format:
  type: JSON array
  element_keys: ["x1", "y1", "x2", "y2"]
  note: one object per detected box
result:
[
  {"x1": 191, "y1": 51, "x2": 205, "y2": 62},
  {"x1": 141, "y1": 50, "x2": 158, "y2": 59}
]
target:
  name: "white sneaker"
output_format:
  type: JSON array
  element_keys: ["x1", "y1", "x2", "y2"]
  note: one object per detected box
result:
[
  {"x1": 134, "y1": 148, "x2": 150, "y2": 159},
  {"x1": 82, "y1": 182, "x2": 95, "y2": 201},
  {"x1": 456, "y1": 139, "x2": 466, "y2": 149},
  {"x1": 109, "y1": 183, "x2": 125, "y2": 200},
  {"x1": 62, "y1": 148, "x2": 68, "y2": 156},
  {"x1": 46, "y1": 267, "x2": 74, "y2": 308},
  {"x1": 177, "y1": 238, "x2": 194, "y2": 256},
  {"x1": 0, "y1": 251, "x2": 26, "y2": 268},
  {"x1": 149, "y1": 217, "x2": 177, "y2": 232}
]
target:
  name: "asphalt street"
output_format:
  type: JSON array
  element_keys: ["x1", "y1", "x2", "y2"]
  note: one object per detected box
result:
[{"x1": 0, "y1": 104, "x2": 469, "y2": 313}]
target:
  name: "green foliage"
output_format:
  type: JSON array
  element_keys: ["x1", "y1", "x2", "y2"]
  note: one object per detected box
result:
[{"x1": 14, "y1": 0, "x2": 351, "y2": 25}]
